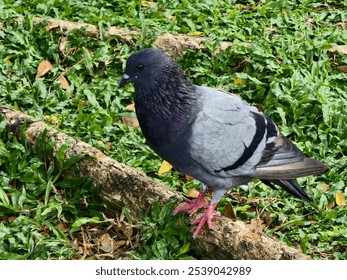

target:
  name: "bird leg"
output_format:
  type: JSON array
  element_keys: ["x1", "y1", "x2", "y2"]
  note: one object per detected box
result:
[
  {"x1": 173, "y1": 191, "x2": 208, "y2": 216},
  {"x1": 191, "y1": 202, "x2": 220, "y2": 238}
]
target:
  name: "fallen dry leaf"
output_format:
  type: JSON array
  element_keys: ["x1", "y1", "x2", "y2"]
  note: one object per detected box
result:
[
  {"x1": 336, "y1": 65, "x2": 347, "y2": 73},
  {"x1": 121, "y1": 116, "x2": 139, "y2": 128},
  {"x1": 224, "y1": 203, "x2": 236, "y2": 220},
  {"x1": 57, "y1": 75, "x2": 70, "y2": 89},
  {"x1": 114, "y1": 240, "x2": 127, "y2": 250},
  {"x1": 255, "y1": 103, "x2": 265, "y2": 112},
  {"x1": 165, "y1": 15, "x2": 177, "y2": 20},
  {"x1": 335, "y1": 192, "x2": 346, "y2": 206},
  {"x1": 56, "y1": 223, "x2": 69, "y2": 233},
  {"x1": 187, "y1": 188, "x2": 200, "y2": 199},
  {"x1": 326, "y1": 200, "x2": 335, "y2": 210},
  {"x1": 36, "y1": 60, "x2": 53, "y2": 78},
  {"x1": 8, "y1": 216, "x2": 17, "y2": 223},
  {"x1": 328, "y1": 45, "x2": 347, "y2": 55},
  {"x1": 264, "y1": 211, "x2": 272, "y2": 226},
  {"x1": 250, "y1": 217, "x2": 266, "y2": 231},
  {"x1": 142, "y1": 1, "x2": 156, "y2": 8},
  {"x1": 234, "y1": 78, "x2": 246, "y2": 84},
  {"x1": 189, "y1": 31, "x2": 203, "y2": 36},
  {"x1": 185, "y1": 175, "x2": 194, "y2": 182},
  {"x1": 125, "y1": 103, "x2": 136, "y2": 111},
  {"x1": 105, "y1": 141, "x2": 112, "y2": 150},
  {"x1": 80, "y1": 100, "x2": 88, "y2": 106},
  {"x1": 99, "y1": 233, "x2": 113, "y2": 253},
  {"x1": 158, "y1": 160, "x2": 172, "y2": 175},
  {"x1": 320, "y1": 184, "x2": 330, "y2": 192},
  {"x1": 58, "y1": 36, "x2": 68, "y2": 54},
  {"x1": 44, "y1": 115, "x2": 60, "y2": 125}
]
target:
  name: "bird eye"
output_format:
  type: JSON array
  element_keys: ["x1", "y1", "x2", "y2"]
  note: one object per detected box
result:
[{"x1": 136, "y1": 64, "x2": 145, "y2": 71}]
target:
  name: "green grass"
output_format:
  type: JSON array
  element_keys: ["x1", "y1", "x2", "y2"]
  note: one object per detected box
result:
[{"x1": 0, "y1": 0, "x2": 347, "y2": 259}]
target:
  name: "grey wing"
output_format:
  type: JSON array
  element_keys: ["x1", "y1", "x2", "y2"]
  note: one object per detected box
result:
[
  {"x1": 189, "y1": 88, "x2": 272, "y2": 177},
  {"x1": 189, "y1": 87, "x2": 327, "y2": 180}
]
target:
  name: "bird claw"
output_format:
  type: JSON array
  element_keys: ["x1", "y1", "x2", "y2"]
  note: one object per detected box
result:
[
  {"x1": 192, "y1": 203, "x2": 220, "y2": 238},
  {"x1": 173, "y1": 192, "x2": 207, "y2": 216}
]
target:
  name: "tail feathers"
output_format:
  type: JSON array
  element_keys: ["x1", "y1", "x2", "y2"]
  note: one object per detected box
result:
[
  {"x1": 254, "y1": 157, "x2": 328, "y2": 180},
  {"x1": 261, "y1": 179, "x2": 312, "y2": 202}
]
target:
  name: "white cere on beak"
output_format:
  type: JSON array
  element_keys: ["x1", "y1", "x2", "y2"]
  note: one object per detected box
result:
[{"x1": 123, "y1": 74, "x2": 130, "y2": 79}]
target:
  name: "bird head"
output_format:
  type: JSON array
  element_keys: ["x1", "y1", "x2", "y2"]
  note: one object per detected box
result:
[{"x1": 118, "y1": 48, "x2": 185, "y2": 89}]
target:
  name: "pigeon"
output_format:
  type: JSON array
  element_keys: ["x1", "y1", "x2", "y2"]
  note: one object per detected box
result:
[{"x1": 118, "y1": 48, "x2": 328, "y2": 238}]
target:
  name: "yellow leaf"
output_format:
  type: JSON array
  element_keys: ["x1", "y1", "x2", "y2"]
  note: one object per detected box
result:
[
  {"x1": 234, "y1": 78, "x2": 246, "y2": 84},
  {"x1": 158, "y1": 160, "x2": 172, "y2": 175},
  {"x1": 189, "y1": 31, "x2": 203, "y2": 36},
  {"x1": 125, "y1": 103, "x2": 136, "y2": 111},
  {"x1": 142, "y1": 1, "x2": 156, "y2": 8},
  {"x1": 5, "y1": 60, "x2": 12, "y2": 65},
  {"x1": 335, "y1": 192, "x2": 346, "y2": 206},
  {"x1": 187, "y1": 188, "x2": 200, "y2": 199},
  {"x1": 36, "y1": 60, "x2": 53, "y2": 78},
  {"x1": 58, "y1": 75, "x2": 69, "y2": 89},
  {"x1": 51, "y1": 116, "x2": 59, "y2": 125}
]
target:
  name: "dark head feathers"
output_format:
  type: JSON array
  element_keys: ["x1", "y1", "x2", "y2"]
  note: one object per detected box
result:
[{"x1": 118, "y1": 48, "x2": 187, "y2": 89}]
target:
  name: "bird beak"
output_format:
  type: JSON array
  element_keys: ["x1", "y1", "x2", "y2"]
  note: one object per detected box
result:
[{"x1": 118, "y1": 74, "x2": 131, "y2": 88}]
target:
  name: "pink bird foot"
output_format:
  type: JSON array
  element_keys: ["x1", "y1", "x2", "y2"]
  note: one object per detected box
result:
[
  {"x1": 192, "y1": 202, "x2": 220, "y2": 238},
  {"x1": 173, "y1": 192, "x2": 207, "y2": 216}
]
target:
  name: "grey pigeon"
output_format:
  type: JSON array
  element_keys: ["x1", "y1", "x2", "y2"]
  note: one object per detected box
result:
[{"x1": 119, "y1": 48, "x2": 328, "y2": 238}]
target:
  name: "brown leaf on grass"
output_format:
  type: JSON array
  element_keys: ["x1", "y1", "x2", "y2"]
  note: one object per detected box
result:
[
  {"x1": 158, "y1": 160, "x2": 172, "y2": 175},
  {"x1": 114, "y1": 240, "x2": 127, "y2": 250},
  {"x1": 328, "y1": 45, "x2": 347, "y2": 55},
  {"x1": 58, "y1": 36, "x2": 69, "y2": 54},
  {"x1": 335, "y1": 192, "x2": 346, "y2": 206},
  {"x1": 187, "y1": 188, "x2": 200, "y2": 199},
  {"x1": 80, "y1": 100, "x2": 88, "y2": 106},
  {"x1": 264, "y1": 211, "x2": 273, "y2": 226},
  {"x1": 320, "y1": 184, "x2": 330, "y2": 192},
  {"x1": 105, "y1": 141, "x2": 112, "y2": 150},
  {"x1": 8, "y1": 216, "x2": 17, "y2": 223},
  {"x1": 121, "y1": 116, "x2": 139, "y2": 128},
  {"x1": 250, "y1": 217, "x2": 267, "y2": 231},
  {"x1": 57, "y1": 75, "x2": 70, "y2": 89},
  {"x1": 36, "y1": 60, "x2": 53, "y2": 78},
  {"x1": 255, "y1": 103, "x2": 265, "y2": 112},
  {"x1": 56, "y1": 222, "x2": 69, "y2": 233},
  {"x1": 326, "y1": 200, "x2": 335, "y2": 210},
  {"x1": 336, "y1": 65, "x2": 347, "y2": 73},
  {"x1": 184, "y1": 175, "x2": 194, "y2": 182},
  {"x1": 125, "y1": 103, "x2": 136, "y2": 111},
  {"x1": 224, "y1": 203, "x2": 236, "y2": 220},
  {"x1": 99, "y1": 233, "x2": 114, "y2": 253}
]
